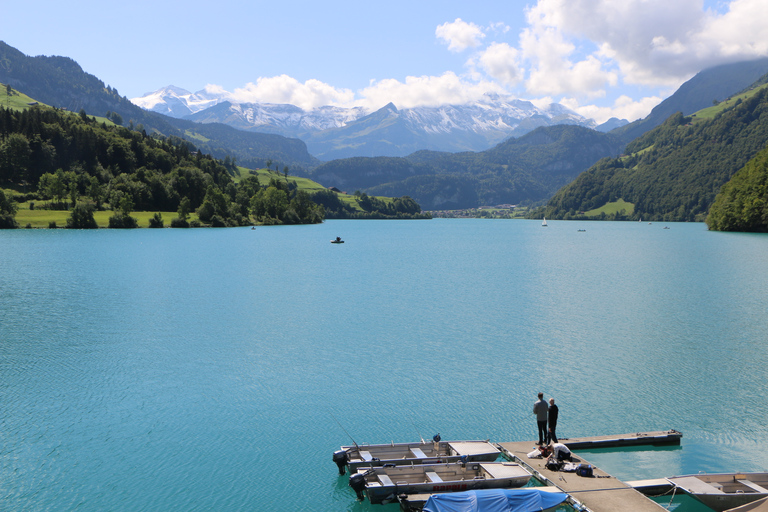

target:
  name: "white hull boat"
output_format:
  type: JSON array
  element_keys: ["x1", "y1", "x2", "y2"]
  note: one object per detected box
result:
[
  {"x1": 349, "y1": 461, "x2": 532, "y2": 505},
  {"x1": 668, "y1": 472, "x2": 768, "y2": 512},
  {"x1": 333, "y1": 440, "x2": 500, "y2": 474}
]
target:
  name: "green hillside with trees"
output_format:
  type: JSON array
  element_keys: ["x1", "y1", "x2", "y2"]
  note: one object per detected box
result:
[
  {"x1": 541, "y1": 82, "x2": 768, "y2": 222},
  {"x1": 0, "y1": 92, "x2": 426, "y2": 228},
  {"x1": 706, "y1": 145, "x2": 768, "y2": 231},
  {"x1": 0, "y1": 101, "x2": 323, "y2": 227},
  {"x1": 310, "y1": 125, "x2": 624, "y2": 209}
]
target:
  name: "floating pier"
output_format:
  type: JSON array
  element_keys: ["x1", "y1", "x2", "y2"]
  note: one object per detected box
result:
[{"x1": 496, "y1": 430, "x2": 682, "y2": 512}]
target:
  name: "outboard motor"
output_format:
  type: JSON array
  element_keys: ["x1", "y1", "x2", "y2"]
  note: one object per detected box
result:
[
  {"x1": 432, "y1": 433, "x2": 441, "y2": 442},
  {"x1": 349, "y1": 472, "x2": 367, "y2": 501},
  {"x1": 332, "y1": 450, "x2": 348, "y2": 475},
  {"x1": 459, "y1": 454, "x2": 469, "y2": 467}
]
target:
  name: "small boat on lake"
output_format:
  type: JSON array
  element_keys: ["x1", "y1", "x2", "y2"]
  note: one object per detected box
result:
[
  {"x1": 331, "y1": 236, "x2": 344, "y2": 243},
  {"x1": 349, "y1": 461, "x2": 532, "y2": 504},
  {"x1": 667, "y1": 472, "x2": 768, "y2": 511},
  {"x1": 542, "y1": 217, "x2": 547, "y2": 227},
  {"x1": 333, "y1": 439, "x2": 500, "y2": 474}
]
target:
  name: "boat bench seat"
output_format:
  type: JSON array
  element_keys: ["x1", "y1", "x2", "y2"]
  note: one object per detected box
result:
[
  {"x1": 411, "y1": 448, "x2": 428, "y2": 459},
  {"x1": 378, "y1": 474, "x2": 394, "y2": 486},
  {"x1": 671, "y1": 476, "x2": 725, "y2": 494},
  {"x1": 737, "y1": 480, "x2": 768, "y2": 493},
  {"x1": 359, "y1": 451, "x2": 373, "y2": 462},
  {"x1": 426, "y1": 471, "x2": 443, "y2": 483}
]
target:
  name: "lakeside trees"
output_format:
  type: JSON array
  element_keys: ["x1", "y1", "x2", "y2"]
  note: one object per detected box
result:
[
  {"x1": 0, "y1": 189, "x2": 18, "y2": 228},
  {"x1": 706, "y1": 145, "x2": 768, "y2": 231}
]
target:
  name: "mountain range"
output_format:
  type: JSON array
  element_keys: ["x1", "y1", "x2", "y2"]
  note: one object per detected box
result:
[
  {"x1": 132, "y1": 88, "x2": 624, "y2": 159},
  {"x1": 3, "y1": 40, "x2": 768, "y2": 215}
]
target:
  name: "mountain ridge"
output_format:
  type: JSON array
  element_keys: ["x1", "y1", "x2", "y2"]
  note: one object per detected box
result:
[
  {"x1": 0, "y1": 41, "x2": 319, "y2": 172},
  {"x1": 543, "y1": 81, "x2": 768, "y2": 222},
  {"x1": 133, "y1": 88, "x2": 612, "y2": 159}
]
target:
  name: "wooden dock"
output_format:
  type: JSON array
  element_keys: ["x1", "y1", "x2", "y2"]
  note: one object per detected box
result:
[{"x1": 497, "y1": 431, "x2": 682, "y2": 512}]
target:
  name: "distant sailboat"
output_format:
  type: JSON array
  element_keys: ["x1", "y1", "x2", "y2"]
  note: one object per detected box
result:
[{"x1": 542, "y1": 217, "x2": 548, "y2": 227}]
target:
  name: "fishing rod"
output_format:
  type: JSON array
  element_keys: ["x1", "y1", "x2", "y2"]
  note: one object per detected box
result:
[
  {"x1": 330, "y1": 412, "x2": 360, "y2": 451},
  {"x1": 411, "y1": 419, "x2": 425, "y2": 444}
]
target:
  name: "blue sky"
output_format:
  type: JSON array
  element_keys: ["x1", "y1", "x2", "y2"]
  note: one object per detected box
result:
[{"x1": 2, "y1": 0, "x2": 767, "y2": 122}]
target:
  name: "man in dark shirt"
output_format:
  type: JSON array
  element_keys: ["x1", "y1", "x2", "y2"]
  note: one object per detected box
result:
[
  {"x1": 547, "y1": 398, "x2": 559, "y2": 444},
  {"x1": 533, "y1": 392, "x2": 548, "y2": 445}
]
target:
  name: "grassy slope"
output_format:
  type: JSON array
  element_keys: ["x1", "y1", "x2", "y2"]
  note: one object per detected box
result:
[
  {"x1": 583, "y1": 199, "x2": 635, "y2": 217},
  {"x1": 2, "y1": 82, "x2": 113, "y2": 125},
  {"x1": 689, "y1": 83, "x2": 768, "y2": 123},
  {"x1": 12, "y1": 204, "x2": 200, "y2": 229}
]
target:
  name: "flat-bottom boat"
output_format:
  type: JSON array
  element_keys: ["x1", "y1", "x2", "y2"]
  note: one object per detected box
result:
[
  {"x1": 667, "y1": 473, "x2": 768, "y2": 512},
  {"x1": 333, "y1": 440, "x2": 500, "y2": 474},
  {"x1": 349, "y1": 461, "x2": 532, "y2": 505}
]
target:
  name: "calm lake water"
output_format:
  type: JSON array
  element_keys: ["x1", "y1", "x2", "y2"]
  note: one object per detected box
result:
[{"x1": 1, "y1": 219, "x2": 767, "y2": 512}]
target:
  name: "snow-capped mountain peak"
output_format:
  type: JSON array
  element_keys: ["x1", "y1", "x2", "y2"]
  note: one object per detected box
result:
[
  {"x1": 131, "y1": 86, "x2": 220, "y2": 117},
  {"x1": 130, "y1": 86, "x2": 611, "y2": 158}
]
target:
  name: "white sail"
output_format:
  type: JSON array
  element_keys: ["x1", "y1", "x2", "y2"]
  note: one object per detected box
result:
[{"x1": 542, "y1": 217, "x2": 548, "y2": 226}]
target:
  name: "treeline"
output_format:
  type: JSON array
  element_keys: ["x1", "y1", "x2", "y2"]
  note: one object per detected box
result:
[
  {"x1": 0, "y1": 105, "x2": 324, "y2": 227},
  {"x1": 310, "y1": 190, "x2": 428, "y2": 219},
  {"x1": 543, "y1": 85, "x2": 768, "y2": 222}
]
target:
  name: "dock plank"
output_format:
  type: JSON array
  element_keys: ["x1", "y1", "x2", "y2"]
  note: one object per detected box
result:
[{"x1": 498, "y1": 439, "x2": 668, "y2": 512}]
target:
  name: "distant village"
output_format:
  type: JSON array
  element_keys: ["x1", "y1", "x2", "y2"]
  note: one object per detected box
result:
[{"x1": 428, "y1": 204, "x2": 531, "y2": 219}]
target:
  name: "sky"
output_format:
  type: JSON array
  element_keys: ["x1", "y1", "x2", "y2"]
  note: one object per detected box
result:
[{"x1": 2, "y1": 0, "x2": 768, "y2": 123}]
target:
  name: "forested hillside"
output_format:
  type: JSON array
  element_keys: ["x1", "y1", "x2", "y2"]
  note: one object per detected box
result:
[
  {"x1": 311, "y1": 125, "x2": 624, "y2": 209},
  {"x1": 543, "y1": 84, "x2": 768, "y2": 222},
  {"x1": 706, "y1": 145, "x2": 768, "y2": 232}
]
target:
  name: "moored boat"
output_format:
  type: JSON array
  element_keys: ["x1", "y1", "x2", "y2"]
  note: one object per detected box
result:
[
  {"x1": 348, "y1": 461, "x2": 532, "y2": 505},
  {"x1": 667, "y1": 472, "x2": 768, "y2": 512},
  {"x1": 418, "y1": 488, "x2": 568, "y2": 512},
  {"x1": 333, "y1": 439, "x2": 500, "y2": 474}
]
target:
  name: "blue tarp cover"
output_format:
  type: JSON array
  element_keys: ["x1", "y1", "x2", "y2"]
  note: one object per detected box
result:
[{"x1": 423, "y1": 488, "x2": 568, "y2": 512}]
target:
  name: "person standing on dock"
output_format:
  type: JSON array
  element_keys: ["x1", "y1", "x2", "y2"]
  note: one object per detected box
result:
[
  {"x1": 533, "y1": 392, "x2": 548, "y2": 445},
  {"x1": 547, "y1": 398, "x2": 559, "y2": 444}
]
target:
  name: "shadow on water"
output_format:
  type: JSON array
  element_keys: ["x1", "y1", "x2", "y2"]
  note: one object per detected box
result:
[
  {"x1": 574, "y1": 444, "x2": 684, "y2": 455},
  {"x1": 650, "y1": 494, "x2": 717, "y2": 512}
]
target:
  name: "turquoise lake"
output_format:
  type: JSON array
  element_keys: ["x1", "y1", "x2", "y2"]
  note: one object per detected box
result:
[{"x1": 1, "y1": 219, "x2": 767, "y2": 511}]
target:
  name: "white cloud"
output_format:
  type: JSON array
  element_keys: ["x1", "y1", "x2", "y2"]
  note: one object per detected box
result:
[
  {"x1": 525, "y1": 0, "x2": 768, "y2": 87},
  {"x1": 560, "y1": 94, "x2": 663, "y2": 124},
  {"x1": 436, "y1": 18, "x2": 486, "y2": 52},
  {"x1": 518, "y1": 13, "x2": 617, "y2": 97},
  {"x1": 477, "y1": 43, "x2": 523, "y2": 86},
  {"x1": 227, "y1": 75, "x2": 355, "y2": 110},
  {"x1": 357, "y1": 72, "x2": 505, "y2": 110},
  {"x1": 152, "y1": 1, "x2": 768, "y2": 125}
]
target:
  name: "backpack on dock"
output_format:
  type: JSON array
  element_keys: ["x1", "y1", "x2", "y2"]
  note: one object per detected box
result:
[
  {"x1": 576, "y1": 464, "x2": 594, "y2": 477},
  {"x1": 545, "y1": 459, "x2": 563, "y2": 471}
]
